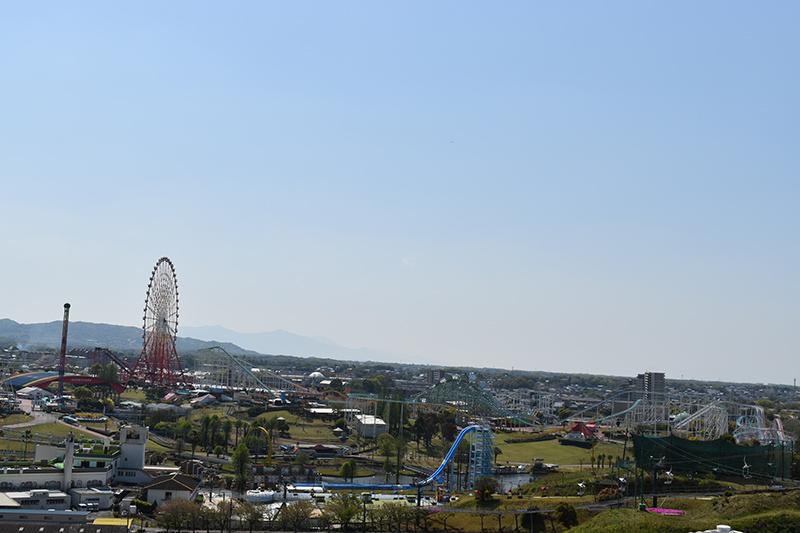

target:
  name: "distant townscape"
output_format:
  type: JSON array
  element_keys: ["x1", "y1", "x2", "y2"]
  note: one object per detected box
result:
[{"x1": 1, "y1": 258, "x2": 798, "y2": 532}]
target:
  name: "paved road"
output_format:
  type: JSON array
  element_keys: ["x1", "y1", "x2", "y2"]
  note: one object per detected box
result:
[{"x1": 4, "y1": 398, "x2": 58, "y2": 427}]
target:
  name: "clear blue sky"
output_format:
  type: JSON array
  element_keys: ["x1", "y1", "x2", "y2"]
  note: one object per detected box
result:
[{"x1": 2, "y1": 3, "x2": 799, "y2": 384}]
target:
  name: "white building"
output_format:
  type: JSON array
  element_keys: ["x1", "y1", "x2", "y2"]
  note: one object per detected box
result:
[
  {"x1": 70, "y1": 487, "x2": 114, "y2": 510},
  {"x1": 142, "y1": 473, "x2": 200, "y2": 506},
  {"x1": 5, "y1": 489, "x2": 70, "y2": 510},
  {"x1": 17, "y1": 387, "x2": 54, "y2": 400},
  {"x1": 116, "y1": 426, "x2": 152, "y2": 484},
  {"x1": 354, "y1": 414, "x2": 387, "y2": 438},
  {"x1": 0, "y1": 425, "x2": 150, "y2": 491}
]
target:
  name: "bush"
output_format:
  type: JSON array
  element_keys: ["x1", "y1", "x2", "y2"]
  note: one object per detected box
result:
[
  {"x1": 596, "y1": 488, "x2": 621, "y2": 502},
  {"x1": 554, "y1": 502, "x2": 578, "y2": 528},
  {"x1": 247, "y1": 406, "x2": 265, "y2": 418},
  {"x1": 131, "y1": 498, "x2": 157, "y2": 515}
]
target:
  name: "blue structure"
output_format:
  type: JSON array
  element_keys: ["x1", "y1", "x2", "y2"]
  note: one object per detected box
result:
[{"x1": 416, "y1": 424, "x2": 494, "y2": 489}]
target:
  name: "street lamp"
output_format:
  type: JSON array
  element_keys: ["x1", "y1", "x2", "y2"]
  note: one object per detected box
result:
[{"x1": 361, "y1": 492, "x2": 370, "y2": 533}]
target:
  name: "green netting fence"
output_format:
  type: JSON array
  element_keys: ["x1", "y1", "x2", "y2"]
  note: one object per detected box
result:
[{"x1": 634, "y1": 433, "x2": 792, "y2": 480}]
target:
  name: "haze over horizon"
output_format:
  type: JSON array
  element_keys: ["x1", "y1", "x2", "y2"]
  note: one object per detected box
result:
[{"x1": 2, "y1": 3, "x2": 798, "y2": 385}]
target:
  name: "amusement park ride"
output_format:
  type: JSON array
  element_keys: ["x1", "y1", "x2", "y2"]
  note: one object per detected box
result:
[{"x1": 127, "y1": 257, "x2": 186, "y2": 387}]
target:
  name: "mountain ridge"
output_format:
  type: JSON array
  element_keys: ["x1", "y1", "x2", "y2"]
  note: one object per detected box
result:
[{"x1": 0, "y1": 319, "x2": 429, "y2": 365}]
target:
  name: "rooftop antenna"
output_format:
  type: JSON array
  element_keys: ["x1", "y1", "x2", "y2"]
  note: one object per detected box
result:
[{"x1": 57, "y1": 303, "x2": 71, "y2": 397}]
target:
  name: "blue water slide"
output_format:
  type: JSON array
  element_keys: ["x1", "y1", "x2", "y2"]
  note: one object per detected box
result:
[{"x1": 415, "y1": 424, "x2": 479, "y2": 487}]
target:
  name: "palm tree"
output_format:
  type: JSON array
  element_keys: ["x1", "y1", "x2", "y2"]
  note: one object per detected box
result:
[
  {"x1": 234, "y1": 420, "x2": 244, "y2": 448},
  {"x1": 188, "y1": 429, "x2": 200, "y2": 460},
  {"x1": 209, "y1": 416, "x2": 221, "y2": 452},
  {"x1": 200, "y1": 415, "x2": 211, "y2": 449},
  {"x1": 22, "y1": 429, "x2": 32, "y2": 461},
  {"x1": 222, "y1": 419, "x2": 233, "y2": 453}
]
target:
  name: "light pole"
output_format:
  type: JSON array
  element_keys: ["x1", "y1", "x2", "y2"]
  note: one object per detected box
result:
[{"x1": 361, "y1": 493, "x2": 369, "y2": 533}]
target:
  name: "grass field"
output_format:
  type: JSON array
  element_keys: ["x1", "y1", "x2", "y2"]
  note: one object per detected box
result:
[
  {"x1": 22, "y1": 422, "x2": 100, "y2": 440},
  {"x1": 495, "y1": 434, "x2": 627, "y2": 469},
  {"x1": 0, "y1": 413, "x2": 34, "y2": 425}
]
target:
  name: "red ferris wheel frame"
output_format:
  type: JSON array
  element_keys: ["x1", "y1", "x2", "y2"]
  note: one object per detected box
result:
[{"x1": 129, "y1": 257, "x2": 186, "y2": 387}]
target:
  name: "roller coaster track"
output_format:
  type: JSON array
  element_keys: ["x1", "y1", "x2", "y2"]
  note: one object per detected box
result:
[
  {"x1": 202, "y1": 346, "x2": 311, "y2": 398},
  {"x1": 565, "y1": 392, "x2": 643, "y2": 424}
]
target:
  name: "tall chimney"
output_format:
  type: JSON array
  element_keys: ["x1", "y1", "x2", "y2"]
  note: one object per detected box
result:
[
  {"x1": 57, "y1": 303, "x2": 70, "y2": 398},
  {"x1": 64, "y1": 431, "x2": 75, "y2": 489}
]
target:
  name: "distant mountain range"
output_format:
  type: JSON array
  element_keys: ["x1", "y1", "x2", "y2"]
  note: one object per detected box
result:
[
  {"x1": 0, "y1": 319, "x2": 428, "y2": 365},
  {"x1": 180, "y1": 325, "x2": 426, "y2": 364}
]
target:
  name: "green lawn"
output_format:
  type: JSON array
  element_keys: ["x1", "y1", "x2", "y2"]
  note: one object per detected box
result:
[
  {"x1": 0, "y1": 413, "x2": 34, "y2": 425},
  {"x1": 495, "y1": 433, "x2": 626, "y2": 470},
  {"x1": 118, "y1": 388, "x2": 147, "y2": 402},
  {"x1": 21, "y1": 422, "x2": 100, "y2": 440}
]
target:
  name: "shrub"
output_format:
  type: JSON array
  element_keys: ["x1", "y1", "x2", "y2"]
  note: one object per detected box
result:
[
  {"x1": 596, "y1": 488, "x2": 621, "y2": 502},
  {"x1": 554, "y1": 502, "x2": 578, "y2": 528}
]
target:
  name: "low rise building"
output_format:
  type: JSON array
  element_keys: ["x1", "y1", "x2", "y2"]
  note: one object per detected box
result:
[
  {"x1": 70, "y1": 488, "x2": 114, "y2": 511},
  {"x1": 4, "y1": 490, "x2": 70, "y2": 510},
  {"x1": 142, "y1": 473, "x2": 200, "y2": 506},
  {"x1": 354, "y1": 414, "x2": 387, "y2": 438}
]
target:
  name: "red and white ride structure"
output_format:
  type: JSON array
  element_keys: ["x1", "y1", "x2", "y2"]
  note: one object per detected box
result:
[{"x1": 129, "y1": 257, "x2": 186, "y2": 387}]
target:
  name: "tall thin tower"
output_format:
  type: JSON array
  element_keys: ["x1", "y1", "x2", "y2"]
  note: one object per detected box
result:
[{"x1": 57, "y1": 303, "x2": 71, "y2": 397}]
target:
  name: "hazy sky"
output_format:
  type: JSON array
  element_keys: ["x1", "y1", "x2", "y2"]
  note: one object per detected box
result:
[{"x1": 2, "y1": 3, "x2": 799, "y2": 384}]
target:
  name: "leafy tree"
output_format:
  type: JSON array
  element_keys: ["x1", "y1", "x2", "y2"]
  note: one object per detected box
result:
[
  {"x1": 554, "y1": 501, "x2": 578, "y2": 528},
  {"x1": 323, "y1": 492, "x2": 361, "y2": 530},
  {"x1": 383, "y1": 456, "x2": 392, "y2": 482},
  {"x1": 381, "y1": 502, "x2": 409, "y2": 532},
  {"x1": 73, "y1": 386, "x2": 93, "y2": 400},
  {"x1": 474, "y1": 475, "x2": 498, "y2": 502},
  {"x1": 414, "y1": 411, "x2": 438, "y2": 448},
  {"x1": 99, "y1": 364, "x2": 118, "y2": 383},
  {"x1": 231, "y1": 442, "x2": 251, "y2": 493},
  {"x1": 90, "y1": 363, "x2": 103, "y2": 376},
  {"x1": 214, "y1": 500, "x2": 234, "y2": 532},
  {"x1": 294, "y1": 451, "x2": 310, "y2": 466},
  {"x1": 103, "y1": 397, "x2": 115, "y2": 412},
  {"x1": 213, "y1": 445, "x2": 224, "y2": 458},
  {"x1": 157, "y1": 498, "x2": 197, "y2": 532},
  {"x1": 174, "y1": 438, "x2": 184, "y2": 457},
  {"x1": 235, "y1": 500, "x2": 264, "y2": 533},
  {"x1": 144, "y1": 387, "x2": 166, "y2": 403},
  {"x1": 280, "y1": 500, "x2": 316, "y2": 533},
  {"x1": 394, "y1": 436, "x2": 407, "y2": 484},
  {"x1": 439, "y1": 409, "x2": 457, "y2": 441},
  {"x1": 377, "y1": 433, "x2": 394, "y2": 457},
  {"x1": 339, "y1": 459, "x2": 356, "y2": 482}
]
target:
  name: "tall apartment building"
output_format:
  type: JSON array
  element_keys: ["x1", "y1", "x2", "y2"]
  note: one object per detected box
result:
[{"x1": 636, "y1": 371, "x2": 665, "y2": 402}]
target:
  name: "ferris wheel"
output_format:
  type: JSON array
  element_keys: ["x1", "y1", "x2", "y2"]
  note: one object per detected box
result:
[{"x1": 129, "y1": 257, "x2": 186, "y2": 387}]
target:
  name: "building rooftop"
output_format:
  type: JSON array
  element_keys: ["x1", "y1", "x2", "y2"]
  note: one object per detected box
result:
[{"x1": 143, "y1": 473, "x2": 200, "y2": 492}]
